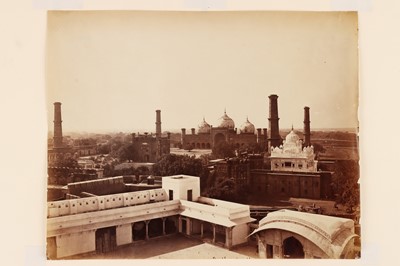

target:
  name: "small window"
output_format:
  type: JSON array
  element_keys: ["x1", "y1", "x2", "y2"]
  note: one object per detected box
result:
[
  {"x1": 107, "y1": 199, "x2": 109, "y2": 202},
  {"x1": 137, "y1": 196, "x2": 140, "y2": 199},
  {"x1": 86, "y1": 202, "x2": 89, "y2": 205},
  {"x1": 72, "y1": 204, "x2": 75, "y2": 207},
  {"x1": 80, "y1": 203, "x2": 82, "y2": 206},
  {"x1": 119, "y1": 197, "x2": 121, "y2": 201},
  {"x1": 66, "y1": 205, "x2": 68, "y2": 207},
  {"x1": 58, "y1": 206, "x2": 61, "y2": 208},
  {"x1": 144, "y1": 195, "x2": 147, "y2": 198},
  {"x1": 92, "y1": 201, "x2": 95, "y2": 204},
  {"x1": 131, "y1": 197, "x2": 133, "y2": 200},
  {"x1": 113, "y1": 199, "x2": 115, "y2": 201},
  {"x1": 126, "y1": 198, "x2": 128, "y2": 200},
  {"x1": 100, "y1": 201, "x2": 103, "y2": 204}
]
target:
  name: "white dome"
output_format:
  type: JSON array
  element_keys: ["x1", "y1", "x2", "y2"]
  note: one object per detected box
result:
[
  {"x1": 217, "y1": 111, "x2": 235, "y2": 129},
  {"x1": 240, "y1": 117, "x2": 255, "y2": 134},
  {"x1": 198, "y1": 118, "x2": 211, "y2": 134},
  {"x1": 285, "y1": 129, "x2": 300, "y2": 144}
]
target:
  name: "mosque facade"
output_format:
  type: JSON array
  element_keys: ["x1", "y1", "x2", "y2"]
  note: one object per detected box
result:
[{"x1": 181, "y1": 111, "x2": 268, "y2": 150}]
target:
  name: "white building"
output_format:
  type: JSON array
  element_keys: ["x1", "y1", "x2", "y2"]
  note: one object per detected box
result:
[
  {"x1": 270, "y1": 128, "x2": 318, "y2": 173},
  {"x1": 47, "y1": 174, "x2": 255, "y2": 259}
]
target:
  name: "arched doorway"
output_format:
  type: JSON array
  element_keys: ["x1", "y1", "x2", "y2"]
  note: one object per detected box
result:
[
  {"x1": 148, "y1": 218, "x2": 163, "y2": 238},
  {"x1": 283, "y1": 236, "x2": 305, "y2": 258},
  {"x1": 165, "y1": 217, "x2": 177, "y2": 234},
  {"x1": 214, "y1": 133, "x2": 226, "y2": 146},
  {"x1": 132, "y1": 222, "x2": 146, "y2": 241}
]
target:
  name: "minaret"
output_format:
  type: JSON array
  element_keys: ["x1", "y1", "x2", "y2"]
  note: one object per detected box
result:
[
  {"x1": 181, "y1": 128, "x2": 186, "y2": 148},
  {"x1": 53, "y1": 102, "x2": 63, "y2": 149},
  {"x1": 155, "y1": 110, "x2": 161, "y2": 139},
  {"x1": 268, "y1": 94, "x2": 281, "y2": 150},
  {"x1": 303, "y1": 106, "x2": 311, "y2": 147},
  {"x1": 256, "y1": 128, "x2": 262, "y2": 143}
]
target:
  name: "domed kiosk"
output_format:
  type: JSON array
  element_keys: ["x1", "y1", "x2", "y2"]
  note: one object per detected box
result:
[{"x1": 270, "y1": 127, "x2": 317, "y2": 173}]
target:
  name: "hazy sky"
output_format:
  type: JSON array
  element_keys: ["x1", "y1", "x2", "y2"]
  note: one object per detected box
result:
[{"x1": 47, "y1": 11, "x2": 358, "y2": 133}]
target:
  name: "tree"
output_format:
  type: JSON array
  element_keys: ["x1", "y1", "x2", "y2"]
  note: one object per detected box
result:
[
  {"x1": 136, "y1": 165, "x2": 150, "y2": 176},
  {"x1": 185, "y1": 144, "x2": 194, "y2": 152},
  {"x1": 115, "y1": 143, "x2": 139, "y2": 162},
  {"x1": 152, "y1": 154, "x2": 210, "y2": 191},
  {"x1": 57, "y1": 157, "x2": 80, "y2": 168},
  {"x1": 332, "y1": 160, "x2": 360, "y2": 210},
  {"x1": 212, "y1": 141, "x2": 235, "y2": 158},
  {"x1": 205, "y1": 177, "x2": 242, "y2": 202},
  {"x1": 98, "y1": 144, "x2": 111, "y2": 154},
  {"x1": 312, "y1": 143, "x2": 326, "y2": 158},
  {"x1": 238, "y1": 143, "x2": 265, "y2": 154}
]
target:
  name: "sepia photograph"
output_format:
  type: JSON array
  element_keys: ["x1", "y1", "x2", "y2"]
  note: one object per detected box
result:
[{"x1": 45, "y1": 11, "x2": 360, "y2": 260}]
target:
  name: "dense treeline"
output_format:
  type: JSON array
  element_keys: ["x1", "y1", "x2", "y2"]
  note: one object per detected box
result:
[
  {"x1": 331, "y1": 160, "x2": 360, "y2": 210},
  {"x1": 152, "y1": 154, "x2": 210, "y2": 191}
]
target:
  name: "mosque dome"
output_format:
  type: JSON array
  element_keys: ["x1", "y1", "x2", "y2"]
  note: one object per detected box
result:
[
  {"x1": 240, "y1": 117, "x2": 255, "y2": 134},
  {"x1": 198, "y1": 118, "x2": 211, "y2": 134},
  {"x1": 217, "y1": 111, "x2": 235, "y2": 129}
]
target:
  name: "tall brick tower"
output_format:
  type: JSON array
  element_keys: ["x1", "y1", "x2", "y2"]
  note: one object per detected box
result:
[
  {"x1": 155, "y1": 110, "x2": 162, "y2": 139},
  {"x1": 268, "y1": 94, "x2": 281, "y2": 151},
  {"x1": 53, "y1": 102, "x2": 63, "y2": 148},
  {"x1": 303, "y1": 106, "x2": 311, "y2": 147}
]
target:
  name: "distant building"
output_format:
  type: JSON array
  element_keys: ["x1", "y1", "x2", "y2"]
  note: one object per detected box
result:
[
  {"x1": 73, "y1": 138, "x2": 97, "y2": 156},
  {"x1": 201, "y1": 95, "x2": 332, "y2": 200},
  {"x1": 131, "y1": 110, "x2": 170, "y2": 162},
  {"x1": 250, "y1": 129, "x2": 332, "y2": 199},
  {"x1": 212, "y1": 153, "x2": 264, "y2": 187},
  {"x1": 270, "y1": 127, "x2": 317, "y2": 173},
  {"x1": 181, "y1": 111, "x2": 268, "y2": 150},
  {"x1": 248, "y1": 97, "x2": 332, "y2": 200}
]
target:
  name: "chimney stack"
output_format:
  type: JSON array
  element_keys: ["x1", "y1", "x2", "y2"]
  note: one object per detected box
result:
[
  {"x1": 53, "y1": 102, "x2": 63, "y2": 148},
  {"x1": 268, "y1": 94, "x2": 281, "y2": 151},
  {"x1": 191, "y1": 128, "x2": 195, "y2": 135},
  {"x1": 303, "y1": 106, "x2": 311, "y2": 146},
  {"x1": 155, "y1": 110, "x2": 161, "y2": 138}
]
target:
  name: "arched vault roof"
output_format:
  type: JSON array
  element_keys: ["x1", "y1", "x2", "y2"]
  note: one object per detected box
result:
[{"x1": 249, "y1": 209, "x2": 358, "y2": 258}]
